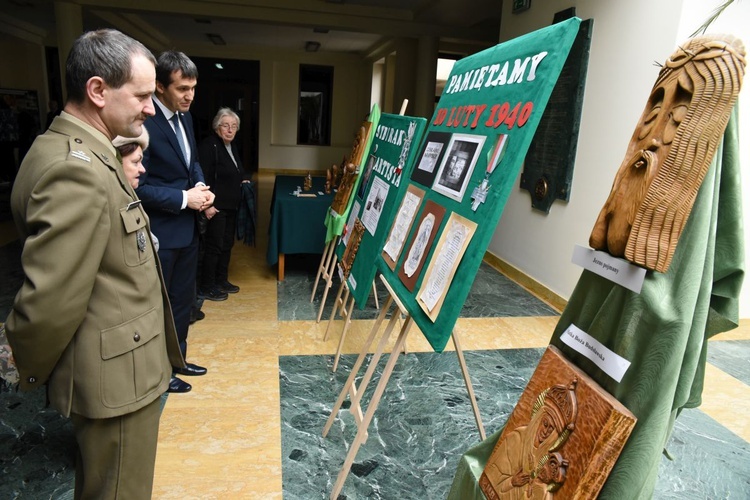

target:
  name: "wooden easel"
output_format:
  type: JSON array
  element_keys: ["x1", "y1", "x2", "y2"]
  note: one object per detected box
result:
[
  {"x1": 323, "y1": 270, "x2": 356, "y2": 372},
  {"x1": 322, "y1": 275, "x2": 486, "y2": 499},
  {"x1": 324, "y1": 271, "x2": 394, "y2": 372},
  {"x1": 310, "y1": 236, "x2": 339, "y2": 323}
]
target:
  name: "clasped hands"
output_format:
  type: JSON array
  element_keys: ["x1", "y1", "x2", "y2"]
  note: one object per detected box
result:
[{"x1": 186, "y1": 185, "x2": 216, "y2": 213}]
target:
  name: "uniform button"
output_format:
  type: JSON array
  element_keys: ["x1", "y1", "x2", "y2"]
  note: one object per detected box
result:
[
  {"x1": 136, "y1": 217, "x2": 141, "y2": 224},
  {"x1": 28, "y1": 376, "x2": 36, "y2": 383},
  {"x1": 134, "y1": 332, "x2": 141, "y2": 342},
  {"x1": 74, "y1": 138, "x2": 82, "y2": 144}
]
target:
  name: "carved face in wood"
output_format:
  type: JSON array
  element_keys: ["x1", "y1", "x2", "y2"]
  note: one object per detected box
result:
[{"x1": 590, "y1": 35, "x2": 745, "y2": 271}]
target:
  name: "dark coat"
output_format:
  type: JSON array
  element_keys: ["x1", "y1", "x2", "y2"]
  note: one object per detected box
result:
[
  {"x1": 198, "y1": 133, "x2": 244, "y2": 211},
  {"x1": 136, "y1": 100, "x2": 205, "y2": 249}
]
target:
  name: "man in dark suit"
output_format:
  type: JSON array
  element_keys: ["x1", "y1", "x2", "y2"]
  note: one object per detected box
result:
[
  {"x1": 136, "y1": 51, "x2": 213, "y2": 393},
  {"x1": 6, "y1": 29, "x2": 185, "y2": 498}
]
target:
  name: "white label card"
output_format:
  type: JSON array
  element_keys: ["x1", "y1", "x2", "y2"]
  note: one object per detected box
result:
[
  {"x1": 560, "y1": 323, "x2": 631, "y2": 383},
  {"x1": 571, "y1": 245, "x2": 646, "y2": 294}
]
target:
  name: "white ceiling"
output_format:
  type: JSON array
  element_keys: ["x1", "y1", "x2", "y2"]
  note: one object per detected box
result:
[{"x1": 0, "y1": 0, "x2": 502, "y2": 56}]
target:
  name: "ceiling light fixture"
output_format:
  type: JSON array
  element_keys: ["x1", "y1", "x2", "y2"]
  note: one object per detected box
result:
[
  {"x1": 207, "y1": 33, "x2": 226, "y2": 45},
  {"x1": 313, "y1": 27, "x2": 330, "y2": 34},
  {"x1": 215, "y1": 63, "x2": 224, "y2": 70},
  {"x1": 305, "y1": 41, "x2": 321, "y2": 52}
]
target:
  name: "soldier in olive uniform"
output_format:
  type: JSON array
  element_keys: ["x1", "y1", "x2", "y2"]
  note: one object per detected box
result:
[{"x1": 5, "y1": 29, "x2": 184, "y2": 499}]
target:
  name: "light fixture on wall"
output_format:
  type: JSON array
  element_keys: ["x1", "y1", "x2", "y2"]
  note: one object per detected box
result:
[
  {"x1": 207, "y1": 33, "x2": 226, "y2": 45},
  {"x1": 305, "y1": 41, "x2": 321, "y2": 52}
]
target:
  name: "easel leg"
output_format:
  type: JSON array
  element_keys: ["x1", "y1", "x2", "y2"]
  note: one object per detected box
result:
[
  {"x1": 332, "y1": 293, "x2": 357, "y2": 372},
  {"x1": 330, "y1": 316, "x2": 412, "y2": 500},
  {"x1": 311, "y1": 240, "x2": 334, "y2": 301},
  {"x1": 322, "y1": 295, "x2": 394, "y2": 438},
  {"x1": 452, "y1": 330, "x2": 486, "y2": 441},
  {"x1": 323, "y1": 280, "x2": 347, "y2": 341},
  {"x1": 316, "y1": 247, "x2": 339, "y2": 323},
  {"x1": 349, "y1": 310, "x2": 402, "y2": 411},
  {"x1": 278, "y1": 253, "x2": 285, "y2": 281},
  {"x1": 372, "y1": 281, "x2": 379, "y2": 310},
  {"x1": 329, "y1": 316, "x2": 414, "y2": 500}
]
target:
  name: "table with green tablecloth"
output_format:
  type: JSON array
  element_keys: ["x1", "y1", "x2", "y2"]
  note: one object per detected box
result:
[{"x1": 267, "y1": 175, "x2": 333, "y2": 280}]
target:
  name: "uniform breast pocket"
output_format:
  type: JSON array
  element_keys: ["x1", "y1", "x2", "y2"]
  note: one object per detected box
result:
[
  {"x1": 100, "y1": 307, "x2": 169, "y2": 407},
  {"x1": 119, "y1": 204, "x2": 153, "y2": 267}
]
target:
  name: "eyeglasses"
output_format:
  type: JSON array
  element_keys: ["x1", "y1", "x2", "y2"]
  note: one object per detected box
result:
[{"x1": 219, "y1": 123, "x2": 238, "y2": 131}]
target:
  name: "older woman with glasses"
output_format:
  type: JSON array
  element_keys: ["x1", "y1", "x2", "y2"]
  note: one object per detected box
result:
[{"x1": 197, "y1": 107, "x2": 249, "y2": 300}]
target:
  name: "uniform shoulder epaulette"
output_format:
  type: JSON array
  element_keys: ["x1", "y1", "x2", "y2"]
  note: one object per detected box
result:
[{"x1": 67, "y1": 137, "x2": 91, "y2": 163}]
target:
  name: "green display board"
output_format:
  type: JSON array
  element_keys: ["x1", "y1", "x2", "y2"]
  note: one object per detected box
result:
[
  {"x1": 324, "y1": 104, "x2": 381, "y2": 243},
  {"x1": 376, "y1": 17, "x2": 582, "y2": 353},
  {"x1": 335, "y1": 113, "x2": 427, "y2": 307}
]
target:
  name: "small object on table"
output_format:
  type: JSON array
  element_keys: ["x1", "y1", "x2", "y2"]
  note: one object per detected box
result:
[
  {"x1": 325, "y1": 169, "x2": 332, "y2": 194},
  {"x1": 304, "y1": 172, "x2": 313, "y2": 191}
]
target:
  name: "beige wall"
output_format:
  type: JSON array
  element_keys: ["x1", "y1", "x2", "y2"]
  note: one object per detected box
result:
[{"x1": 487, "y1": 0, "x2": 750, "y2": 318}]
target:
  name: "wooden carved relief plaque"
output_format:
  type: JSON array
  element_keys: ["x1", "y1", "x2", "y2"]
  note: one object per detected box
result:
[
  {"x1": 340, "y1": 219, "x2": 365, "y2": 279},
  {"x1": 480, "y1": 346, "x2": 636, "y2": 500},
  {"x1": 330, "y1": 162, "x2": 358, "y2": 215}
]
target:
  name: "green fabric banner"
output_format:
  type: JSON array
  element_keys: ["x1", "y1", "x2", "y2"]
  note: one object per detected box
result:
[
  {"x1": 324, "y1": 104, "x2": 381, "y2": 243},
  {"x1": 447, "y1": 105, "x2": 743, "y2": 500},
  {"x1": 376, "y1": 17, "x2": 581, "y2": 352},
  {"x1": 335, "y1": 113, "x2": 427, "y2": 308}
]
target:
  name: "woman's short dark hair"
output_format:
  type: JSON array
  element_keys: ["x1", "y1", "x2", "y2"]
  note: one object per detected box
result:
[
  {"x1": 115, "y1": 142, "x2": 139, "y2": 158},
  {"x1": 65, "y1": 29, "x2": 155, "y2": 104}
]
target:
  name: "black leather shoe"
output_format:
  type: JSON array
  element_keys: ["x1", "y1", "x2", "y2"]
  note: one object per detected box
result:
[
  {"x1": 189, "y1": 309, "x2": 205, "y2": 324},
  {"x1": 219, "y1": 281, "x2": 240, "y2": 294},
  {"x1": 202, "y1": 287, "x2": 228, "y2": 301},
  {"x1": 167, "y1": 376, "x2": 192, "y2": 393},
  {"x1": 174, "y1": 362, "x2": 207, "y2": 376}
]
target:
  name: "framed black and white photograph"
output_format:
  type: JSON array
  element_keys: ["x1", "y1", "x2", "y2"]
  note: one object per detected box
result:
[
  {"x1": 357, "y1": 151, "x2": 377, "y2": 200},
  {"x1": 411, "y1": 131, "x2": 451, "y2": 188},
  {"x1": 432, "y1": 134, "x2": 485, "y2": 203}
]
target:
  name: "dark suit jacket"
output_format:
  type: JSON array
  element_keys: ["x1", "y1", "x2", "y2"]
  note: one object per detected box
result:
[
  {"x1": 136, "y1": 100, "x2": 205, "y2": 249},
  {"x1": 6, "y1": 112, "x2": 184, "y2": 418},
  {"x1": 198, "y1": 133, "x2": 244, "y2": 210}
]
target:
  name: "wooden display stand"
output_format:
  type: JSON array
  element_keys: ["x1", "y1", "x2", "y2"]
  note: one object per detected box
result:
[
  {"x1": 313, "y1": 238, "x2": 379, "y2": 325},
  {"x1": 323, "y1": 270, "x2": 385, "y2": 372},
  {"x1": 310, "y1": 236, "x2": 339, "y2": 322},
  {"x1": 322, "y1": 275, "x2": 486, "y2": 499}
]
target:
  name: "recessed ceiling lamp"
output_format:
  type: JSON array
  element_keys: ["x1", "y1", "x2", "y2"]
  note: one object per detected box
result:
[
  {"x1": 313, "y1": 27, "x2": 330, "y2": 34},
  {"x1": 207, "y1": 33, "x2": 226, "y2": 45},
  {"x1": 215, "y1": 63, "x2": 224, "y2": 70},
  {"x1": 305, "y1": 41, "x2": 321, "y2": 52}
]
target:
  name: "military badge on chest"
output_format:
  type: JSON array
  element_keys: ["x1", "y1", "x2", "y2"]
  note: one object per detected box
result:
[{"x1": 136, "y1": 230, "x2": 147, "y2": 253}]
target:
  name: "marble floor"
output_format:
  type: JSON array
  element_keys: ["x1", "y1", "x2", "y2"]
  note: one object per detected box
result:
[{"x1": 1, "y1": 173, "x2": 749, "y2": 499}]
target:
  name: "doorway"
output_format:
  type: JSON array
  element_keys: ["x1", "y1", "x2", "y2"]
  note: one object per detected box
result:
[{"x1": 190, "y1": 57, "x2": 260, "y2": 175}]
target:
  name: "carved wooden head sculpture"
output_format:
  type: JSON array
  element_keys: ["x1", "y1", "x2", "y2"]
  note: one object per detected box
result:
[{"x1": 590, "y1": 35, "x2": 746, "y2": 272}]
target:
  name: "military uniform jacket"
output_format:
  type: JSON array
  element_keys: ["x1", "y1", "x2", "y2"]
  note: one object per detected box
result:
[{"x1": 6, "y1": 112, "x2": 185, "y2": 419}]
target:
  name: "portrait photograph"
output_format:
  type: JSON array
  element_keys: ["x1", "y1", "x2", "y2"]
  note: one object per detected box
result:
[
  {"x1": 410, "y1": 131, "x2": 452, "y2": 188},
  {"x1": 432, "y1": 133, "x2": 485, "y2": 203}
]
